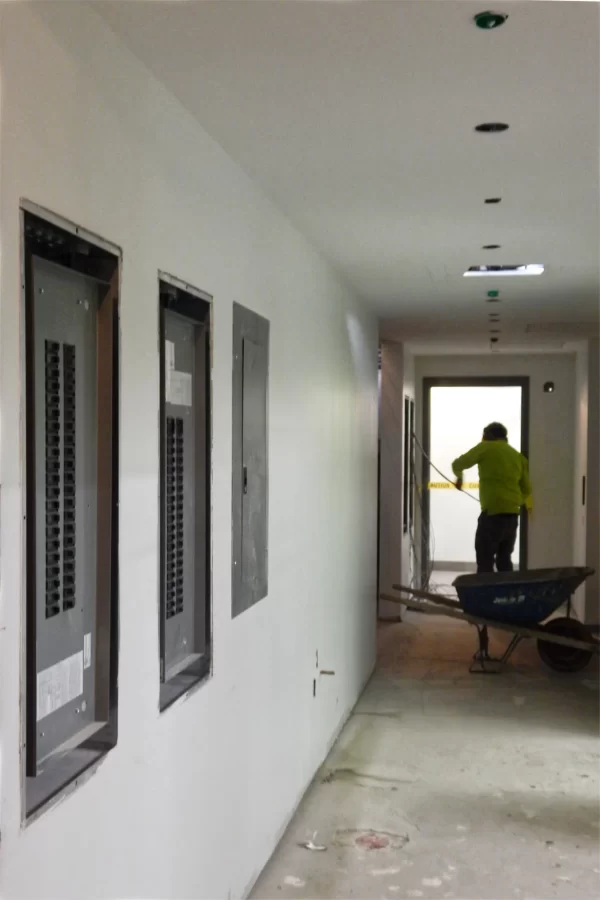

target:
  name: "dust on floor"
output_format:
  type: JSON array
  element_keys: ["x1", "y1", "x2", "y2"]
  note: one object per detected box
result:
[{"x1": 251, "y1": 612, "x2": 600, "y2": 900}]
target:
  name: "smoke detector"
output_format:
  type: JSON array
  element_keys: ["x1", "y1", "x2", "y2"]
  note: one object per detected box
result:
[{"x1": 474, "y1": 11, "x2": 508, "y2": 30}]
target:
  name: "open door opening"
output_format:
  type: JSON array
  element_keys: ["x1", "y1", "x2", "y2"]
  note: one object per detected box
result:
[{"x1": 421, "y1": 378, "x2": 529, "y2": 590}]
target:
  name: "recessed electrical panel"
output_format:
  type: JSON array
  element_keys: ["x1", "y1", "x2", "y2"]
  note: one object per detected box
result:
[
  {"x1": 23, "y1": 203, "x2": 120, "y2": 817},
  {"x1": 159, "y1": 275, "x2": 212, "y2": 710}
]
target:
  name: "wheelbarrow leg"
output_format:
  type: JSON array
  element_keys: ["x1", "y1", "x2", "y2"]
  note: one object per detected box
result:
[
  {"x1": 470, "y1": 627, "x2": 523, "y2": 674},
  {"x1": 470, "y1": 625, "x2": 492, "y2": 673}
]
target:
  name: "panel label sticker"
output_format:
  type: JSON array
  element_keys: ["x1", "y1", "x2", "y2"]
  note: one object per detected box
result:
[
  {"x1": 165, "y1": 340, "x2": 175, "y2": 372},
  {"x1": 167, "y1": 371, "x2": 192, "y2": 407},
  {"x1": 84, "y1": 632, "x2": 92, "y2": 669},
  {"x1": 37, "y1": 650, "x2": 84, "y2": 722}
]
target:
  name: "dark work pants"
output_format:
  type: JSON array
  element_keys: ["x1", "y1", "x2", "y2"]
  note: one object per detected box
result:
[{"x1": 475, "y1": 512, "x2": 519, "y2": 573}]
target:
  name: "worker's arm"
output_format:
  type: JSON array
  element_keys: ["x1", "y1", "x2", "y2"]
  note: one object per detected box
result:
[
  {"x1": 451, "y1": 444, "x2": 484, "y2": 478},
  {"x1": 520, "y1": 457, "x2": 533, "y2": 511}
]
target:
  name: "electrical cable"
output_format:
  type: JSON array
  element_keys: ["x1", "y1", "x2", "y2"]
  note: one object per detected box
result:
[{"x1": 411, "y1": 432, "x2": 480, "y2": 504}]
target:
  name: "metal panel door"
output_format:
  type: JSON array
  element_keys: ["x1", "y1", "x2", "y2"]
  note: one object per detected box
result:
[
  {"x1": 241, "y1": 337, "x2": 268, "y2": 606},
  {"x1": 232, "y1": 303, "x2": 269, "y2": 617},
  {"x1": 32, "y1": 256, "x2": 98, "y2": 765}
]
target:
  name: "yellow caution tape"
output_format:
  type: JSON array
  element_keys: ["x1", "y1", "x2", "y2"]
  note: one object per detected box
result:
[{"x1": 428, "y1": 481, "x2": 479, "y2": 490}]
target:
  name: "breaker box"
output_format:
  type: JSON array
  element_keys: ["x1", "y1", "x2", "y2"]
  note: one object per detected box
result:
[
  {"x1": 23, "y1": 204, "x2": 119, "y2": 814},
  {"x1": 159, "y1": 277, "x2": 211, "y2": 708},
  {"x1": 32, "y1": 256, "x2": 99, "y2": 764},
  {"x1": 232, "y1": 303, "x2": 269, "y2": 617}
]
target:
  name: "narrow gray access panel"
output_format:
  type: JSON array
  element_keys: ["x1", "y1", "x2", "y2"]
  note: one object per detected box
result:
[{"x1": 232, "y1": 304, "x2": 269, "y2": 617}]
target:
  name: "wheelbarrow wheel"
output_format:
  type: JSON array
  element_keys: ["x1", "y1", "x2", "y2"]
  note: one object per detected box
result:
[{"x1": 537, "y1": 617, "x2": 593, "y2": 673}]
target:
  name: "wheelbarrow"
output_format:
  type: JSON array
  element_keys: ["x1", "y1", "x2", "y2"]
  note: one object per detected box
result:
[{"x1": 380, "y1": 567, "x2": 599, "y2": 674}]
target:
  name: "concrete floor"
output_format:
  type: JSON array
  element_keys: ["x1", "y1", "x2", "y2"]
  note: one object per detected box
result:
[{"x1": 252, "y1": 612, "x2": 600, "y2": 900}]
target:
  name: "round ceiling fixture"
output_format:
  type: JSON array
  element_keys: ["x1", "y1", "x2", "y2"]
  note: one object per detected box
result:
[
  {"x1": 485, "y1": 198, "x2": 502, "y2": 204},
  {"x1": 475, "y1": 122, "x2": 509, "y2": 133},
  {"x1": 474, "y1": 11, "x2": 508, "y2": 30},
  {"x1": 482, "y1": 244, "x2": 501, "y2": 250}
]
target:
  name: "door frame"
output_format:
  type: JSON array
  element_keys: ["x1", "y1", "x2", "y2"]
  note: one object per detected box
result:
[{"x1": 421, "y1": 376, "x2": 530, "y2": 584}]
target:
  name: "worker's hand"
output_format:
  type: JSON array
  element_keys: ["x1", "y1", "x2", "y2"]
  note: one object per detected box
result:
[{"x1": 455, "y1": 477, "x2": 463, "y2": 492}]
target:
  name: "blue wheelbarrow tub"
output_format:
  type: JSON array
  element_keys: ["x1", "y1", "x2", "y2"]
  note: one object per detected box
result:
[{"x1": 453, "y1": 567, "x2": 594, "y2": 626}]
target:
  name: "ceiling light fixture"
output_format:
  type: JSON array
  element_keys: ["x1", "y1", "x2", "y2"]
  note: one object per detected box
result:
[
  {"x1": 474, "y1": 11, "x2": 508, "y2": 30},
  {"x1": 465, "y1": 264, "x2": 544, "y2": 278},
  {"x1": 475, "y1": 122, "x2": 509, "y2": 133},
  {"x1": 485, "y1": 198, "x2": 502, "y2": 204}
]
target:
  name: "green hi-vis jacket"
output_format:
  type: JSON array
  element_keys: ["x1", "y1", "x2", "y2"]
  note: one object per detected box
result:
[{"x1": 452, "y1": 440, "x2": 532, "y2": 515}]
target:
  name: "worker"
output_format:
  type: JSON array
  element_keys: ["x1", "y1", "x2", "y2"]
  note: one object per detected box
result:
[{"x1": 452, "y1": 422, "x2": 532, "y2": 574}]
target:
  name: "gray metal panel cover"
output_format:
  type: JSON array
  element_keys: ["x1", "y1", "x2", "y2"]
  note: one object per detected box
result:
[
  {"x1": 232, "y1": 303, "x2": 269, "y2": 617},
  {"x1": 33, "y1": 256, "x2": 98, "y2": 765}
]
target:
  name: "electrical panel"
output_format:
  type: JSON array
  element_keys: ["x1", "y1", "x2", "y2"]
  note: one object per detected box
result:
[
  {"x1": 32, "y1": 256, "x2": 99, "y2": 765},
  {"x1": 159, "y1": 278, "x2": 211, "y2": 707},
  {"x1": 232, "y1": 303, "x2": 269, "y2": 617},
  {"x1": 23, "y1": 204, "x2": 119, "y2": 816},
  {"x1": 162, "y1": 312, "x2": 200, "y2": 679}
]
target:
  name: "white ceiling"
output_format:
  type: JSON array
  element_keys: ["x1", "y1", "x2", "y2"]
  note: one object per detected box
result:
[{"x1": 97, "y1": 1, "x2": 599, "y2": 349}]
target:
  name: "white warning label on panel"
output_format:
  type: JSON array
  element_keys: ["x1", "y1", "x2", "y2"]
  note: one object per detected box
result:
[
  {"x1": 167, "y1": 370, "x2": 192, "y2": 407},
  {"x1": 84, "y1": 632, "x2": 92, "y2": 669},
  {"x1": 37, "y1": 650, "x2": 84, "y2": 722},
  {"x1": 165, "y1": 340, "x2": 175, "y2": 372}
]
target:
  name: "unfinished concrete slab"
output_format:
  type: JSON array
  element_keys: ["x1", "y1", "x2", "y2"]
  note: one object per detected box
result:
[{"x1": 252, "y1": 613, "x2": 600, "y2": 900}]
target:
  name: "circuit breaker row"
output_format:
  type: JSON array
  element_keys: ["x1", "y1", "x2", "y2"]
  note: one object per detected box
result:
[
  {"x1": 44, "y1": 339, "x2": 76, "y2": 619},
  {"x1": 165, "y1": 416, "x2": 185, "y2": 619}
]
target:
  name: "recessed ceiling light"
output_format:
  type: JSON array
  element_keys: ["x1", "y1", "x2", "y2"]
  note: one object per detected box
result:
[
  {"x1": 475, "y1": 122, "x2": 509, "y2": 133},
  {"x1": 482, "y1": 244, "x2": 501, "y2": 250},
  {"x1": 485, "y1": 198, "x2": 502, "y2": 204},
  {"x1": 464, "y1": 264, "x2": 544, "y2": 278},
  {"x1": 474, "y1": 11, "x2": 508, "y2": 30}
]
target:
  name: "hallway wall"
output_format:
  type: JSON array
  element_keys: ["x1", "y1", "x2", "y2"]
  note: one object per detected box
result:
[
  {"x1": 415, "y1": 354, "x2": 577, "y2": 573},
  {"x1": 378, "y1": 342, "x2": 415, "y2": 618},
  {"x1": 0, "y1": 5, "x2": 378, "y2": 899}
]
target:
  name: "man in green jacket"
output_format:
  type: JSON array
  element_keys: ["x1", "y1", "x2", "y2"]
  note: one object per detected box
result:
[{"x1": 452, "y1": 422, "x2": 532, "y2": 573}]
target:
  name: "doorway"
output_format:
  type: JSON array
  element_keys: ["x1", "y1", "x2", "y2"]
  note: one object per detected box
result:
[{"x1": 421, "y1": 377, "x2": 529, "y2": 585}]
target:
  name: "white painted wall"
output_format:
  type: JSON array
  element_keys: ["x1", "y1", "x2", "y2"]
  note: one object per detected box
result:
[
  {"x1": 0, "y1": 6, "x2": 378, "y2": 898},
  {"x1": 378, "y1": 341, "x2": 404, "y2": 619},
  {"x1": 415, "y1": 355, "x2": 577, "y2": 572},
  {"x1": 378, "y1": 342, "x2": 415, "y2": 617}
]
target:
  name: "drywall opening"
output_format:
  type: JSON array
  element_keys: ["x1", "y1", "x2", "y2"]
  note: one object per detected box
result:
[
  {"x1": 159, "y1": 274, "x2": 212, "y2": 711},
  {"x1": 22, "y1": 202, "x2": 120, "y2": 819}
]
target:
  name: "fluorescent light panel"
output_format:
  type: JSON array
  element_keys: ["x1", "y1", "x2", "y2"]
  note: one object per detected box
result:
[{"x1": 464, "y1": 264, "x2": 544, "y2": 278}]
